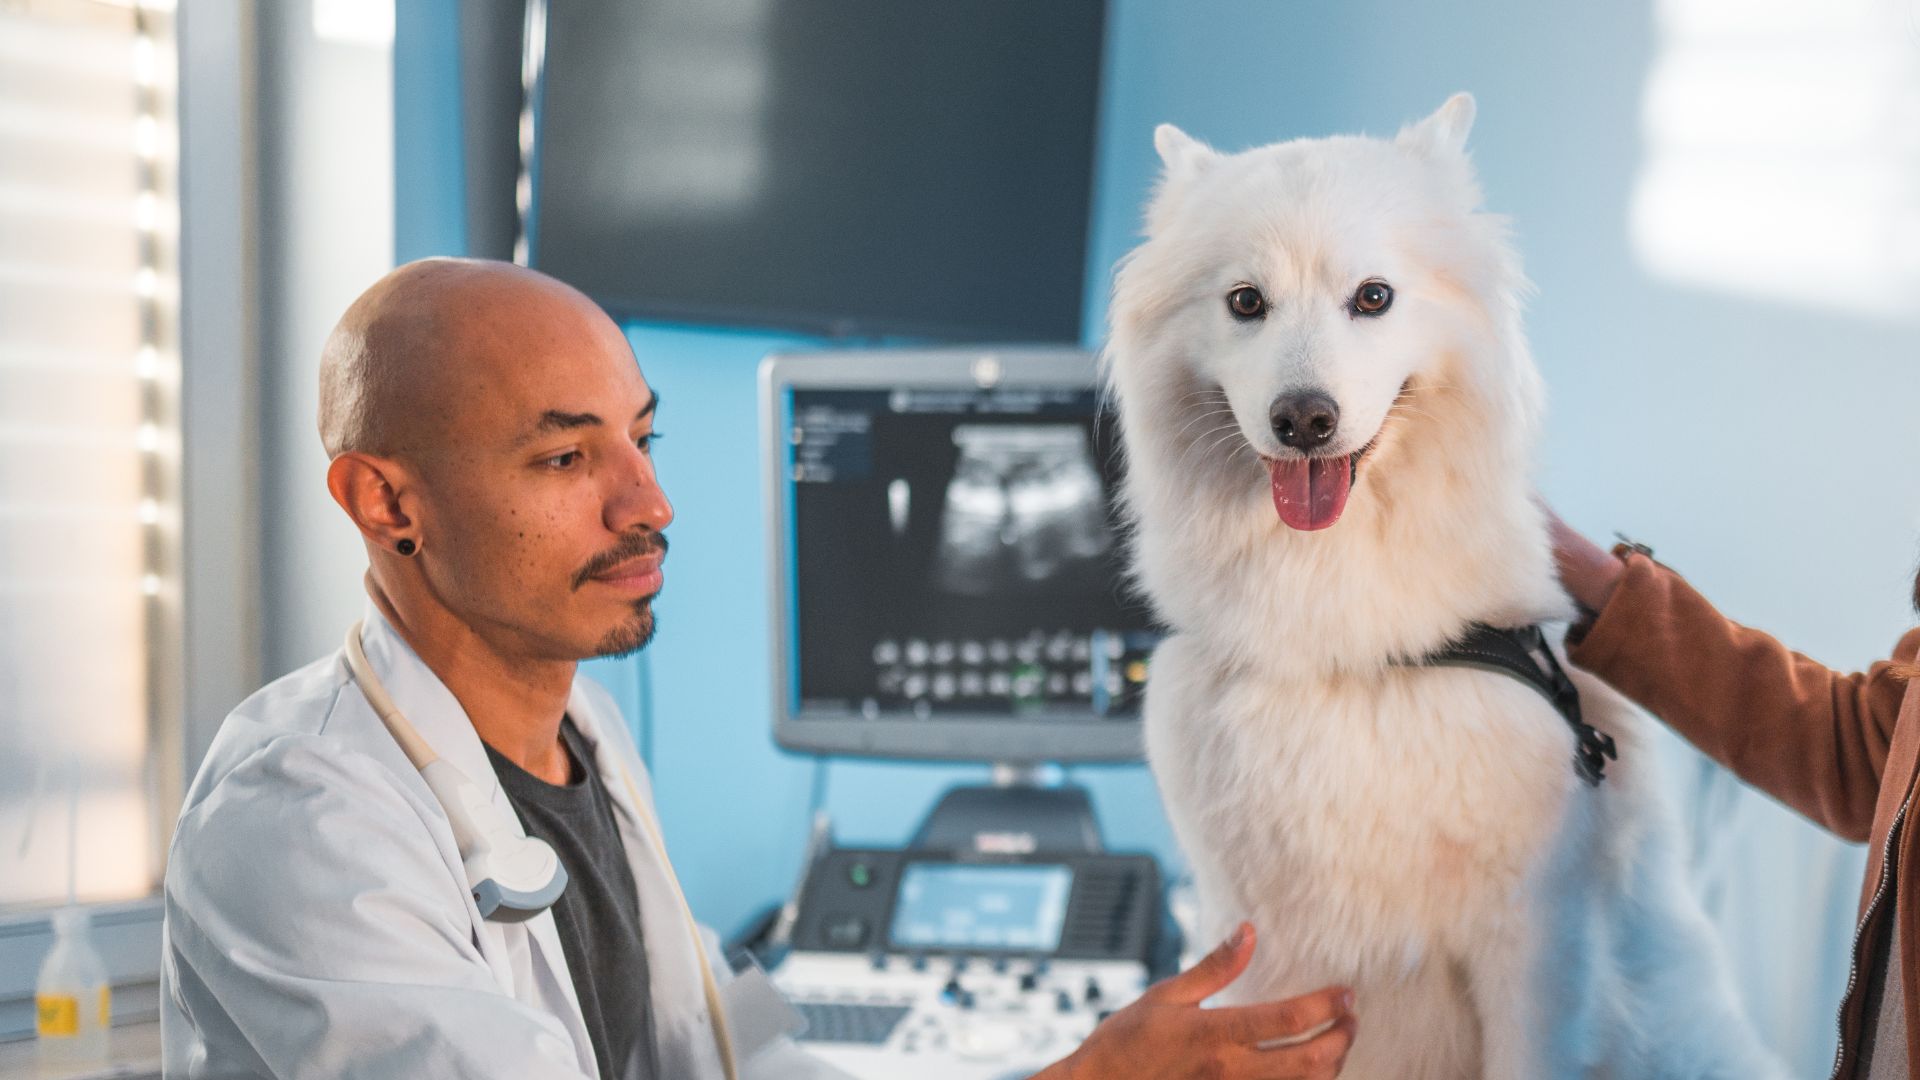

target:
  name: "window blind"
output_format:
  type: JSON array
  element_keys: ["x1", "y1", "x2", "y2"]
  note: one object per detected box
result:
[{"x1": 0, "y1": 0, "x2": 180, "y2": 909}]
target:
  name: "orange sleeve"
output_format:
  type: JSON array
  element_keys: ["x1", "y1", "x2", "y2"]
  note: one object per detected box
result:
[{"x1": 1568, "y1": 552, "x2": 1920, "y2": 843}]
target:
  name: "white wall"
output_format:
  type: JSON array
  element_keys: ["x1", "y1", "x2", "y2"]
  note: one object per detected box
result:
[{"x1": 255, "y1": 0, "x2": 394, "y2": 678}]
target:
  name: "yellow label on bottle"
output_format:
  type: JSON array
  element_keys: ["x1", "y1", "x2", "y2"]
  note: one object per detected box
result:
[
  {"x1": 36, "y1": 993, "x2": 78, "y2": 1037},
  {"x1": 98, "y1": 985, "x2": 112, "y2": 1028}
]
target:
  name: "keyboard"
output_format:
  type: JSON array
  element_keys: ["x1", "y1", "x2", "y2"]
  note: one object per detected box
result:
[{"x1": 795, "y1": 1001, "x2": 914, "y2": 1045}]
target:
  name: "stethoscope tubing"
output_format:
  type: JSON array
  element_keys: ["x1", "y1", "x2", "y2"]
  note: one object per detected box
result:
[{"x1": 344, "y1": 620, "x2": 740, "y2": 1080}]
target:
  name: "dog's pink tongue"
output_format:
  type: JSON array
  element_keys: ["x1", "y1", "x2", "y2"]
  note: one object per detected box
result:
[{"x1": 1269, "y1": 456, "x2": 1351, "y2": 531}]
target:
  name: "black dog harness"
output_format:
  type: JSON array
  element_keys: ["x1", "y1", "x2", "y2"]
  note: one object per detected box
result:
[{"x1": 1413, "y1": 623, "x2": 1619, "y2": 787}]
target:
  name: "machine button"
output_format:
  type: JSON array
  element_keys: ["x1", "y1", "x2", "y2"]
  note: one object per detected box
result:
[
  {"x1": 823, "y1": 914, "x2": 869, "y2": 949},
  {"x1": 954, "y1": 1019, "x2": 1021, "y2": 1060},
  {"x1": 848, "y1": 862, "x2": 875, "y2": 889},
  {"x1": 1018, "y1": 971, "x2": 1040, "y2": 992},
  {"x1": 1055, "y1": 989, "x2": 1075, "y2": 1014},
  {"x1": 1084, "y1": 976, "x2": 1103, "y2": 1004}
]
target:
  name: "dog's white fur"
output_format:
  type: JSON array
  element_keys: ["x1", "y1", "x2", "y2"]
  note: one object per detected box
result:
[{"x1": 1104, "y1": 96, "x2": 1786, "y2": 1079}]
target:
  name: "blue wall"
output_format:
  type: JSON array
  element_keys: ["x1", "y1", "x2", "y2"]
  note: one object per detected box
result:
[
  {"x1": 399, "y1": 3, "x2": 1920, "y2": 1074},
  {"x1": 620, "y1": 323, "x2": 1179, "y2": 943}
]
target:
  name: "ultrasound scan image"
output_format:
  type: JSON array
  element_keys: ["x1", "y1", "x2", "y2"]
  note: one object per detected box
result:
[
  {"x1": 934, "y1": 425, "x2": 1112, "y2": 598},
  {"x1": 786, "y1": 388, "x2": 1159, "y2": 719}
]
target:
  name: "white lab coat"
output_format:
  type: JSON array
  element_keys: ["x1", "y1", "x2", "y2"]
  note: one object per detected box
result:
[{"x1": 160, "y1": 603, "x2": 831, "y2": 1079}]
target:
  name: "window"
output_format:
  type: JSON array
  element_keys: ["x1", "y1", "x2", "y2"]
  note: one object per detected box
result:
[
  {"x1": 0, "y1": 0, "x2": 181, "y2": 911},
  {"x1": 1631, "y1": 0, "x2": 1920, "y2": 317}
]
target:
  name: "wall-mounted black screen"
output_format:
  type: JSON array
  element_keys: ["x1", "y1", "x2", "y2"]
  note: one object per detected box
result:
[{"x1": 530, "y1": 0, "x2": 1107, "y2": 341}]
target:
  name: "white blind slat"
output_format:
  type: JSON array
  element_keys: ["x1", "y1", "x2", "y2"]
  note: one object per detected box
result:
[{"x1": 0, "y1": 0, "x2": 176, "y2": 909}]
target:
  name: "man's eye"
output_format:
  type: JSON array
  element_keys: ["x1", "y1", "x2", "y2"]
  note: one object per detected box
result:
[{"x1": 544, "y1": 450, "x2": 582, "y2": 470}]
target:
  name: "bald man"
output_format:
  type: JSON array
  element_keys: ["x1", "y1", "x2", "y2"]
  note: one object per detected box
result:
[{"x1": 159, "y1": 259, "x2": 1358, "y2": 1080}]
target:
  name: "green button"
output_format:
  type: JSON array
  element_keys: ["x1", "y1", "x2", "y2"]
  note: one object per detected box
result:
[{"x1": 848, "y1": 863, "x2": 873, "y2": 888}]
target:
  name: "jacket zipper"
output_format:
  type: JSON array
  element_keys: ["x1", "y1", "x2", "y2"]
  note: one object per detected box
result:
[{"x1": 1831, "y1": 795, "x2": 1912, "y2": 1080}]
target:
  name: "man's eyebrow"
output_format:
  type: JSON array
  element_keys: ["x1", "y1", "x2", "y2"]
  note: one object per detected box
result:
[
  {"x1": 515, "y1": 409, "x2": 602, "y2": 447},
  {"x1": 513, "y1": 393, "x2": 658, "y2": 447}
]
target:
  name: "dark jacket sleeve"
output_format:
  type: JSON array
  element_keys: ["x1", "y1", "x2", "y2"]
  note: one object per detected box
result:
[{"x1": 1568, "y1": 551, "x2": 1920, "y2": 843}]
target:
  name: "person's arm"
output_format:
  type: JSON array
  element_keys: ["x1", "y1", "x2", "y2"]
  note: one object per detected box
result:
[
  {"x1": 1549, "y1": 511, "x2": 1919, "y2": 842},
  {"x1": 165, "y1": 736, "x2": 594, "y2": 1080},
  {"x1": 1030, "y1": 924, "x2": 1356, "y2": 1080}
]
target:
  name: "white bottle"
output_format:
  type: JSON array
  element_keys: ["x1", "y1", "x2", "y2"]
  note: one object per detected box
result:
[{"x1": 35, "y1": 906, "x2": 111, "y2": 1068}]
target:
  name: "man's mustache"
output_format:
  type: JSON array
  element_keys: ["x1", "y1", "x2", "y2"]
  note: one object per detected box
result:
[{"x1": 571, "y1": 531, "x2": 669, "y2": 591}]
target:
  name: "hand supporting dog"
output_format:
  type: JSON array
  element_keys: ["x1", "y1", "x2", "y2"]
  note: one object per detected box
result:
[
  {"x1": 1034, "y1": 923, "x2": 1356, "y2": 1080},
  {"x1": 1542, "y1": 504, "x2": 1626, "y2": 619}
]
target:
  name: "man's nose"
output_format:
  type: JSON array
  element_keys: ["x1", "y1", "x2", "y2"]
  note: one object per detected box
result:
[
  {"x1": 606, "y1": 445, "x2": 674, "y2": 534},
  {"x1": 1269, "y1": 390, "x2": 1340, "y2": 451}
]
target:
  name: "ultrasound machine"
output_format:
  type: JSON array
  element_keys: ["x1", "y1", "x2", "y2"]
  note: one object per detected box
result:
[{"x1": 755, "y1": 349, "x2": 1172, "y2": 1080}]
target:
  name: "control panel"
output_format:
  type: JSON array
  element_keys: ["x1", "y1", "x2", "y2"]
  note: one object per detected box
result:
[{"x1": 773, "y1": 848, "x2": 1160, "y2": 1080}]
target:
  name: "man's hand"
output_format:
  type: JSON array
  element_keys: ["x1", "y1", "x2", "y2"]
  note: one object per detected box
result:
[
  {"x1": 1540, "y1": 502, "x2": 1625, "y2": 615},
  {"x1": 1038, "y1": 923, "x2": 1355, "y2": 1080}
]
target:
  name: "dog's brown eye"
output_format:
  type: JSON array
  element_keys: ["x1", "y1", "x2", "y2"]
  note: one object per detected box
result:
[
  {"x1": 1353, "y1": 280, "x2": 1393, "y2": 316},
  {"x1": 1227, "y1": 285, "x2": 1266, "y2": 320}
]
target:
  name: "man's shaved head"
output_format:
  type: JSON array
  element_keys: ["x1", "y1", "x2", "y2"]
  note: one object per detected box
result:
[{"x1": 317, "y1": 257, "x2": 615, "y2": 458}]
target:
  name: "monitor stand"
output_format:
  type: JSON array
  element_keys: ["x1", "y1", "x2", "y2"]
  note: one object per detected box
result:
[{"x1": 910, "y1": 764, "x2": 1104, "y2": 855}]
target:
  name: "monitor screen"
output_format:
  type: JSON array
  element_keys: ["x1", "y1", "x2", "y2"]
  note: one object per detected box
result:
[
  {"x1": 889, "y1": 863, "x2": 1074, "y2": 953},
  {"x1": 764, "y1": 350, "x2": 1159, "y2": 762},
  {"x1": 529, "y1": 0, "x2": 1106, "y2": 342}
]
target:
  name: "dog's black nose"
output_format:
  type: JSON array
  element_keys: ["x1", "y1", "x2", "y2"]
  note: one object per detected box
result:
[{"x1": 1270, "y1": 390, "x2": 1340, "y2": 450}]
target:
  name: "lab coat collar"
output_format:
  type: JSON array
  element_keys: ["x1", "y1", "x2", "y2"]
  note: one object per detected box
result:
[
  {"x1": 355, "y1": 602, "x2": 502, "y2": 791},
  {"x1": 352, "y1": 602, "x2": 596, "y2": 1074}
]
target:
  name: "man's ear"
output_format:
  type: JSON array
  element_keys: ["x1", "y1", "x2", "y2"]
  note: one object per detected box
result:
[
  {"x1": 326, "y1": 452, "x2": 416, "y2": 554},
  {"x1": 1154, "y1": 123, "x2": 1220, "y2": 180},
  {"x1": 1397, "y1": 92, "x2": 1477, "y2": 158}
]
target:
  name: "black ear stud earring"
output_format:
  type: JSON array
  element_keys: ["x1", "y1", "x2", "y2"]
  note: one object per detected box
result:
[{"x1": 397, "y1": 539, "x2": 417, "y2": 557}]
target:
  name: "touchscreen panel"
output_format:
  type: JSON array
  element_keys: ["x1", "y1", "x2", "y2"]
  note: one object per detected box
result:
[{"x1": 888, "y1": 863, "x2": 1074, "y2": 952}]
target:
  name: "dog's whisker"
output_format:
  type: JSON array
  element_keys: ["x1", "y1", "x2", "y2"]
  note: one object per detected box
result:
[
  {"x1": 1177, "y1": 414, "x2": 1240, "y2": 439},
  {"x1": 1176, "y1": 424, "x2": 1246, "y2": 471},
  {"x1": 1181, "y1": 421, "x2": 1242, "y2": 450},
  {"x1": 1177, "y1": 388, "x2": 1231, "y2": 409},
  {"x1": 1193, "y1": 427, "x2": 1251, "y2": 463},
  {"x1": 1173, "y1": 408, "x2": 1236, "y2": 441}
]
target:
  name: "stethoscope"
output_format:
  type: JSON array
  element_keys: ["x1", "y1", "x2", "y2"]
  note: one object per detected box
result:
[{"x1": 343, "y1": 621, "x2": 740, "y2": 1080}]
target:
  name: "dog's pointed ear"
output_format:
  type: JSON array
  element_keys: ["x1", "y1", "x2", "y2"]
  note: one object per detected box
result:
[
  {"x1": 1154, "y1": 123, "x2": 1219, "y2": 177},
  {"x1": 1398, "y1": 93, "x2": 1477, "y2": 158}
]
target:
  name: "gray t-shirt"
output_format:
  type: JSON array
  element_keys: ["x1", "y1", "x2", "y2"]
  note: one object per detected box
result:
[
  {"x1": 1858, "y1": 818, "x2": 1909, "y2": 1080},
  {"x1": 1867, "y1": 924, "x2": 1908, "y2": 1080},
  {"x1": 487, "y1": 719, "x2": 658, "y2": 1080}
]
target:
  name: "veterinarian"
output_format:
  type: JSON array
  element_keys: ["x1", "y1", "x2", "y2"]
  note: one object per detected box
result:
[
  {"x1": 159, "y1": 257, "x2": 1359, "y2": 1080},
  {"x1": 1552, "y1": 513, "x2": 1920, "y2": 1079}
]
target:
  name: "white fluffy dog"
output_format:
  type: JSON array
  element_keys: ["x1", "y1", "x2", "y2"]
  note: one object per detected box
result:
[{"x1": 1103, "y1": 95, "x2": 1785, "y2": 1079}]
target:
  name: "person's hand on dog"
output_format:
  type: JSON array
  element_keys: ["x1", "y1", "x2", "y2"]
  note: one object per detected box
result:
[
  {"x1": 1039, "y1": 922, "x2": 1356, "y2": 1080},
  {"x1": 1539, "y1": 501, "x2": 1624, "y2": 616}
]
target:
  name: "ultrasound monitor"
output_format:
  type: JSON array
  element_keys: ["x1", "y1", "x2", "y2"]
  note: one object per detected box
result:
[{"x1": 762, "y1": 349, "x2": 1158, "y2": 764}]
